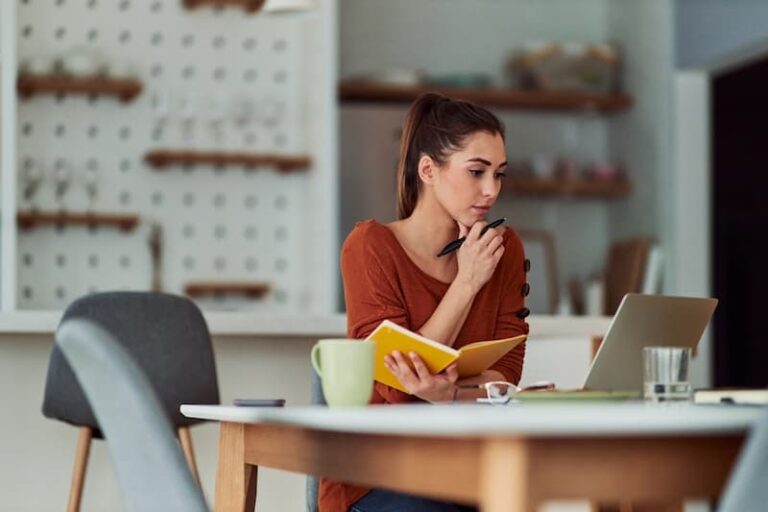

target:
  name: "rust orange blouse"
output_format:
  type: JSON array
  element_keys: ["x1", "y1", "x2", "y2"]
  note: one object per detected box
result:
[{"x1": 318, "y1": 220, "x2": 529, "y2": 512}]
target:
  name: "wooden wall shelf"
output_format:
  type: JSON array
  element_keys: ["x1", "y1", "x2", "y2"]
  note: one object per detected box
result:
[
  {"x1": 184, "y1": 281, "x2": 271, "y2": 299},
  {"x1": 183, "y1": 0, "x2": 265, "y2": 12},
  {"x1": 17, "y1": 74, "x2": 143, "y2": 102},
  {"x1": 502, "y1": 177, "x2": 631, "y2": 199},
  {"x1": 17, "y1": 211, "x2": 140, "y2": 231},
  {"x1": 339, "y1": 80, "x2": 632, "y2": 113},
  {"x1": 145, "y1": 150, "x2": 312, "y2": 172}
]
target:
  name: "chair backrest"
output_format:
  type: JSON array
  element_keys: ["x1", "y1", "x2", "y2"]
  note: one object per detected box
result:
[
  {"x1": 306, "y1": 369, "x2": 327, "y2": 512},
  {"x1": 718, "y1": 406, "x2": 768, "y2": 512},
  {"x1": 43, "y1": 292, "x2": 219, "y2": 436},
  {"x1": 56, "y1": 318, "x2": 208, "y2": 512}
]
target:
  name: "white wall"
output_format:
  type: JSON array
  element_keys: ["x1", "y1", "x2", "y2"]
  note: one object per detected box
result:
[
  {"x1": 671, "y1": 72, "x2": 712, "y2": 388},
  {"x1": 340, "y1": 0, "x2": 607, "y2": 81},
  {"x1": 675, "y1": 0, "x2": 768, "y2": 67},
  {"x1": 605, "y1": 0, "x2": 674, "y2": 246}
]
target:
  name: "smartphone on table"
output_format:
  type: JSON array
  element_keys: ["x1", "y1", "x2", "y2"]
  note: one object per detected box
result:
[{"x1": 233, "y1": 398, "x2": 286, "y2": 407}]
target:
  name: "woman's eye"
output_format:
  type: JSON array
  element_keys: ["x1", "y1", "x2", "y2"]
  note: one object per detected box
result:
[
  {"x1": 469, "y1": 169, "x2": 483, "y2": 177},
  {"x1": 495, "y1": 172, "x2": 507, "y2": 180}
]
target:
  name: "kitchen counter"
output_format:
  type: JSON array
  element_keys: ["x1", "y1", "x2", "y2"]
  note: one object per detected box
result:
[{"x1": 0, "y1": 311, "x2": 611, "y2": 338}]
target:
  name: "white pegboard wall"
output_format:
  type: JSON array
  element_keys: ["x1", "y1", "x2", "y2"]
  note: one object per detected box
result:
[{"x1": 15, "y1": 0, "x2": 332, "y2": 312}]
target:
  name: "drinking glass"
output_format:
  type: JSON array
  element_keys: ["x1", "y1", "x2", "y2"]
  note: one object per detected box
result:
[{"x1": 643, "y1": 346, "x2": 692, "y2": 402}]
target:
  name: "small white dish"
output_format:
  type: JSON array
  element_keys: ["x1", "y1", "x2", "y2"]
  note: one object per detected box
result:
[
  {"x1": 21, "y1": 56, "x2": 55, "y2": 76},
  {"x1": 60, "y1": 48, "x2": 101, "y2": 77}
]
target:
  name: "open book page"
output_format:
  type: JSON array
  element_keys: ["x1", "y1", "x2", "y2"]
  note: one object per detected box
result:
[{"x1": 455, "y1": 335, "x2": 527, "y2": 377}]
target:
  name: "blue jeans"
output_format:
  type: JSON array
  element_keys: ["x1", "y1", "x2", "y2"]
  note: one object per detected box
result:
[{"x1": 349, "y1": 489, "x2": 477, "y2": 512}]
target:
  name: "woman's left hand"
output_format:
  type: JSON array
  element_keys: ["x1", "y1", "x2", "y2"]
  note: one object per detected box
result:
[{"x1": 384, "y1": 351, "x2": 458, "y2": 403}]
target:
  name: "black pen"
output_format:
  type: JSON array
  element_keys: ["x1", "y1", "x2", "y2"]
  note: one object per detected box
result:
[{"x1": 436, "y1": 217, "x2": 506, "y2": 257}]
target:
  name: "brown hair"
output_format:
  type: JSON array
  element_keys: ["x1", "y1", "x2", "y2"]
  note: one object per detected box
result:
[{"x1": 396, "y1": 93, "x2": 505, "y2": 219}]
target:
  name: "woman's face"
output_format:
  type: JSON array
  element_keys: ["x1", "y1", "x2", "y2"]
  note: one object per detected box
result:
[{"x1": 431, "y1": 131, "x2": 507, "y2": 226}]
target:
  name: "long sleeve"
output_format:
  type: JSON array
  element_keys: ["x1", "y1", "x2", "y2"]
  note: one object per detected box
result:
[
  {"x1": 490, "y1": 229, "x2": 530, "y2": 385},
  {"x1": 340, "y1": 225, "x2": 419, "y2": 404}
]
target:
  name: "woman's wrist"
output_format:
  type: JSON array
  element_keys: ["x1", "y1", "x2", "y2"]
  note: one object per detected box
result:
[
  {"x1": 451, "y1": 275, "x2": 479, "y2": 299},
  {"x1": 423, "y1": 386, "x2": 458, "y2": 404}
]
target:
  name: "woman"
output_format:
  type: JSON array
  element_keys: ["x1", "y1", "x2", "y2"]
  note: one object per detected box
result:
[{"x1": 320, "y1": 93, "x2": 530, "y2": 512}]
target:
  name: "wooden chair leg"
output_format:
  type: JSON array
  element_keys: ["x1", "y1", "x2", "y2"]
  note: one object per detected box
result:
[
  {"x1": 178, "y1": 426, "x2": 202, "y2": 486},
  {"x1": 67, "y1": 427, "x2": 92, "y2": 512}
]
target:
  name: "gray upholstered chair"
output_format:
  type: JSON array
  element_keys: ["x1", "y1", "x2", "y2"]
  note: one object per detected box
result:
[
  {"x1": 717, "y1": 406, "x2": 768, "y2": 512},
  {"x1": 306, "y1": 368, "x2": 327, "y2": 512},
  {"x1": 55, "y1": 318, "x2": 208, "y2": 512},
  {"x1": 42, "y1": 292, "x2": 219, "y2": 511}
]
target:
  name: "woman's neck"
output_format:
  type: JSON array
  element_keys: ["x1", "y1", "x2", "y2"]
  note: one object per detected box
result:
[{"x1": 399, "y1": 200, "x2": 458, "y2": 261}]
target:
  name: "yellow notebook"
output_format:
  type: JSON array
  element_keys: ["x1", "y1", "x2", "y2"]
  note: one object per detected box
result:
[{"x1": 366, "y1": 320, "x2": 527, "y2": 394}]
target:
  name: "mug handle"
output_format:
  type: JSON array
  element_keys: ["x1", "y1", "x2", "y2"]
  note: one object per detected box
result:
[{"x1": 311, "y1": 343, "x2": 322, "y2": 375}]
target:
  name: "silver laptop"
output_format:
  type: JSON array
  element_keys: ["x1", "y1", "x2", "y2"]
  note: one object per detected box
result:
[{"x1": 583, "y1": 294, "x2": 718, "y2": 392}]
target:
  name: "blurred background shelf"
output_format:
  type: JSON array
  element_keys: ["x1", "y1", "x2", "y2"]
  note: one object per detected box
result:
[
  {"x1": 17, "y1": 74, "x2": 143, "y2": 102},
  {"x1": 184, "y1": 281, "x2": 271, "y2": 299},
  {"x1": 338, "y1": 80, "x2": 633, "y2": 113},
  {"x1": 144, "y1": 150, "x2": 312, "y2": 172},
  {"x1": 501, "y1": 177, "x2": 632, "y2": 199},
  {"x1": 17, "y1": 211, "x2": 140, "y2": 231}
]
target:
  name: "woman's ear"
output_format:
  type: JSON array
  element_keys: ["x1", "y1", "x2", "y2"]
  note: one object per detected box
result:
[{"x1": 417, "y1": 155, "x2": 437, "y2": 185}]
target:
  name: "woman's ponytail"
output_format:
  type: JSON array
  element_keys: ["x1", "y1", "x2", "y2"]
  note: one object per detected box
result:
[{"x1": 396, "y1": 94, "x2": 443, "y2": 219}]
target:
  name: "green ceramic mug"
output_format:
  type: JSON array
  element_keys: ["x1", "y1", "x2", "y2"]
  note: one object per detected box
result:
[{"x1": 311, "y1": 339, "x2": 375, "y2": 407}]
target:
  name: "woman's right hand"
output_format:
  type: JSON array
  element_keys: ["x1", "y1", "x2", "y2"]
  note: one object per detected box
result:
[
  {"x1": 454, "y1": 220, "x2": 505, "y2": 294},
  {"x1": 385, "y1": 351, "x2": 458, "y2": 403}
]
